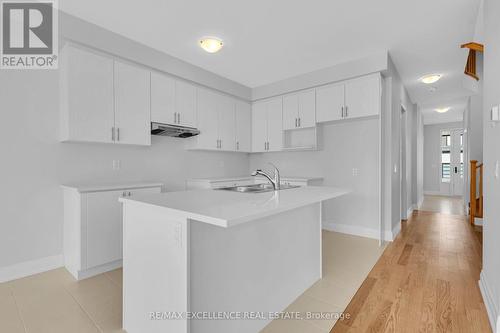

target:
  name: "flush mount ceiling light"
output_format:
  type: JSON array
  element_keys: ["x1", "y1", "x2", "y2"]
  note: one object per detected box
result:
[
  {"x1": 435, "y1": 107, "x2": 450, "y2": 113},
  {"x1": 420, "y1": 74, "x2": 442, "y2": 84},
  {"x1": 199, "y1": 37, "x2": 223, "y2": 53}
]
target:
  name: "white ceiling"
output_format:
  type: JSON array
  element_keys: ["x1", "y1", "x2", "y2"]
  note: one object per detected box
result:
[
  {"x1": 420, "y1": 97, "x2": 467, "y2": 125},
  {"x1": 61, "y1": 0, "x2": 481, "y2": 105}
]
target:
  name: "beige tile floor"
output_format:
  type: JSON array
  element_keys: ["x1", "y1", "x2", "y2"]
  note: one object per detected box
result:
[
  {"x1": 0, "y1": 231, "x2": 384, "y2": 333},
  {"x1": 419, "y1": 195, "x2": 465, "y2": 215}
]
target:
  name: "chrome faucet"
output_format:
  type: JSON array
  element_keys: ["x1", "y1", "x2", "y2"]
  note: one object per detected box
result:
[{"x1": 251, "y1": 163, "x2": 281, "y2": 190}]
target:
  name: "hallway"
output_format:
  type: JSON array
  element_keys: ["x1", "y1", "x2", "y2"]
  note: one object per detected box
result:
[
  {"x1": 420, "y1": 195, "x2": 465, "y2": 216},
  {"x1": 331, "y1": 208, "x2": 489, "y2": 332}
]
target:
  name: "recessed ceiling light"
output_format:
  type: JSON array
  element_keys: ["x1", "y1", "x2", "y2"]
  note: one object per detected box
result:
[
  {"x1": 420, "y1": 74, "x2": 442, "y2": 84},
  {"x1": 435, "y1": 107, "x2": 450, "y2": 113},
  {"x1": 199, "y1": 37, "x2": 223, "y2": 53}
]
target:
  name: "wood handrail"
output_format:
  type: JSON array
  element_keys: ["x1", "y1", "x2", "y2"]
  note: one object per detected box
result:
[
  {"x1": 461, "y1": 42, "x2": 484, "y2": 81},
  {"x1": 470, "y1": 160, "x2": 484, "y2": 224}
]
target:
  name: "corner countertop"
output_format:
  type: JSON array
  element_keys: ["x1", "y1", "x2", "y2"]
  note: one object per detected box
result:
[
  {"x1": 61, "y1": 182, "x2": 164, "y2": 193},
  {"x1": 119, "y1": 186, "x2": 348, "y2": 228}
]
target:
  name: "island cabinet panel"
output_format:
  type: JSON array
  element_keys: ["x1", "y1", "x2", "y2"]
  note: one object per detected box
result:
[{"x1": 62, "y1": 184, "x2": 162, "y2": 280}]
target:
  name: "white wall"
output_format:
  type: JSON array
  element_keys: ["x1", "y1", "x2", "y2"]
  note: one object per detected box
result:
[
  {"x1": 481, "y1": 0, "x2": 500, "y2": 330},
  {"x1": 423, "y1": 122, "x2": 463, "y2": 194},
  {"x1": 249, "y1": 119, "x2": 380, "y2": 238},
  {"x1": 416, "y1": 108, "x2": 425, "y2": 206}
]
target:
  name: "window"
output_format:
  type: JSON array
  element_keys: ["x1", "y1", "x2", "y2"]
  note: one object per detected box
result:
[{"x1": 441, "y1": 131, "x2": 451, "y2": 182}]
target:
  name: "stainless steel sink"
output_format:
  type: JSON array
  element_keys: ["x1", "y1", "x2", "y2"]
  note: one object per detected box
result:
[{"x1": 216, "y1": 183, "x2": 300, "y2": 193}]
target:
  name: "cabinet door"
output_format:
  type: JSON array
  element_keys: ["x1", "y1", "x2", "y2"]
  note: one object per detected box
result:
[
  {"x1": 252, "y1": 102, "x2": 268, "y2": 152},
  {"x1": 151, "y1": 72, "x2": 176, "y2": 124},
  {"x1": 86, "y1": 190, "x2": 123, "y2": 268},
  {"x1": 316, "y1": 83, "x2": 344, "y2": 123},
  {"x1": 235, "y1": 101, "x2": 251, "y2": 152},
  {"x1": 282, "y1": 94, "x2": 299, "y2": 130},
  {"x1": 298, "y1": 89, "x2": 316, "y2": 128},
  {"x1": 266, "y1": 97, "x2": 283, "y2": 152},
  {"x1": 175, "y1": 80, "x2": 197, "y2": 128},
  {"x1": 217, "y1": 95, "x2": 236, "y2": 151},
  {"x1": 345, "y1": 74, "x2": 381, "y2": 119},
  {"x1": 196, "y1": 88, "x2": 219, "y2": 150},
  {"x1": 61, "y1": 45, "x2": 114, "y2": 143},
  {"x1": 114, "y1": 61, "x2": 151, "y2": 146}
]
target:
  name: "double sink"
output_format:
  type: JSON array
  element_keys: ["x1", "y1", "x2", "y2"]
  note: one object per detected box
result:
[{"x1": 216, "y1": 183, "x2": 300, "y2": 194}]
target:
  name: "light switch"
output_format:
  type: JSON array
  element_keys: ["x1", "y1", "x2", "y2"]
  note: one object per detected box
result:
[{"x1": 491, "y1": 105, "x2": 500, "y2": 121}]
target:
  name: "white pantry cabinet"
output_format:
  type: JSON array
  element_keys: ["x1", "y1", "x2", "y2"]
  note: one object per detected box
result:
[
  {"x1": 60, "y1": 44, "x2": 151, "y2": 146},
  {"x1": 252, "y1": 97, "x2": 283, "y2": 152},
  {"x1": 150, "y1": 72, "x2": 197, "y2": 128},
  {"x1": 316, "y1": 73, "x2": 381, "y2": 123},
  {"x1": 282, "y1": 89, "x2": 316, "y2": 130},
  {"x1": 62, "y1": 183, "x2": 162, "y2": 280}
]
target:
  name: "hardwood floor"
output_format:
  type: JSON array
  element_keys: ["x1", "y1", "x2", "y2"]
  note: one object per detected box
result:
[{"x1": 331, "y1": 210, "x2": 490, "y2": 333}]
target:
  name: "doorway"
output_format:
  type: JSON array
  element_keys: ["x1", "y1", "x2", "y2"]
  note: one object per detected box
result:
[
  {"x1": 439, "y1": 128, "x2": 464, "y2": 196},
  {"x1": 400, "y1": 106, "x2": 407, "y2": 220}
]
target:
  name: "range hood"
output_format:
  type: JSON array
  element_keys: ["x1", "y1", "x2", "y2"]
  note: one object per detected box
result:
[{"x1": 151, "y1": 122, "x2": 200, "y2": 138}]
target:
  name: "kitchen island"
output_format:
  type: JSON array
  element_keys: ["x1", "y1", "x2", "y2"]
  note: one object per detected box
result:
[{"x1": 119, "y1": 186, "x2": 348, "y2": 333}]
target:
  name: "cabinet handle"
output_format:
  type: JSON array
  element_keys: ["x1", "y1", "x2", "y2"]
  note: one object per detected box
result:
[
  {"x1": 128, "y1": 192, "x2": 132, "y2": 196},
  {"x1": 345, "y1": 106, "x2": 348, "y2": 118},
  {"x1": 122, "y1": 191, "x2": 126, "y2": 197},
  {"x1": 236, "y1": 141, "x2": 239, "y2": 150},
  {"x1": 298, "y1": 118, "x2": 301, "y2": 127},
  {"x1": 341, "y1": 106, "x2": 344, "y2": 118},
  {"x1": 117, "y1": 128, "x2": 120, "y2": 141},
  {"x1": 295, "y1": 118, "x2": 298, "y2": 127},
  {"x1": 174, "y1": 112, "x2": 177, "y2": 124},
  {"x1": 112, "y1": 127, "x2": 115, "y2": 141},
  {"x1": 178, "y1": 113, "x2": 181, "y2": 124}
]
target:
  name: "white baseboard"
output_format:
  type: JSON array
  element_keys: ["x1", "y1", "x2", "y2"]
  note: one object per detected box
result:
[
  {"x1": 479, "y1": 270, "x2": 498, "y2": 332},
  {"x1": 0, "y1": 254, "x2": 63, "y2": 283},
  {"x1": 406, "y1": 206, "x2": 414, "y2": 220},
  {"x1": 71, "y1": 259, "x2": 122, "y2": 280},
  {"x1": 322, "y1": 221, "x2": 397, "y2": 242}
]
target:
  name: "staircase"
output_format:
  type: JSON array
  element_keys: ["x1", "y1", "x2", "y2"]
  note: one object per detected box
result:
[{"x1": 469, "y1": 160, "x2": 483, "y2": 224}]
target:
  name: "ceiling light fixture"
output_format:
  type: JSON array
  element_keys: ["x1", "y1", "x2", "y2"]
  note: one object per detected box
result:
[
  {"x1": 435, "y1": 107, "x2": 450, "y2": 113},
  {"x1": 420, "y1": 74, "x2": 442, "y2": 84},
  {"x1": 199, "y1": 37, "x2": 223, "y2": 53}
]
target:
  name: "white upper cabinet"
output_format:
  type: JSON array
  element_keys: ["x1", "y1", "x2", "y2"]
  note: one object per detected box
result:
[
  {"x1": 316, "y1": 74, "x2": 380, "y2": 123},
  {"x1": 151, "y1": 73, "x2": 197, "y2": 128},
  {"x1": 252, "y1": 102, "x2": 268, "y2": 153},
  {"x1": 60, "y1": 45, "x2": 115, "y2": 144},
  {"x1": 316, "y1": 82, "x2": 345, "y2": 123},
  {"x1": 150, "y1": 72, "x2": 176, "y2": 125},
  {"x1": 235, "y1": 101, "x2": 252, "y2": 152},
  {"x1": 194, "y1": 89, "x2": 237, "y2": 151},
  {"x1": 251, "y1": 97, "x2": 283, "y2": 152},
  {"x1": 114, "y1": 61, "x2": 151, "y2": 146},
  {"x1": 344, "y1": 74, "x2": 381, "y2": 119},
  {"x1": 60, "y1": 44, "x2": 151, "y2": 146},
  {"x1": 196, "y1": 88, "x2": 219, "y2": 150},
  {"x1": 175, "y1": 80, "x2": 197, "y2": 128},
  {"x1": 218, "y1": 95, "x2": 236, "y2": 151},
  {"x1": 283, "y1": 90, "x2": 316, "y2": 130}
]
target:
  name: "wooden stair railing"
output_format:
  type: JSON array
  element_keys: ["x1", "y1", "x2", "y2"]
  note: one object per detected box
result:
[
  {"x1": 470, "y1": 160, "x2": 483, "y2": 224},
  {"x1": 461, "y1": 42, "x2": 484, "y2": 81}
]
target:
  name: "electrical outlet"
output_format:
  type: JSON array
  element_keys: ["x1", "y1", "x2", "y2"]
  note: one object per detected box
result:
[{"x1": 112, "y1": 159, "x2": 121, "y2": 170}]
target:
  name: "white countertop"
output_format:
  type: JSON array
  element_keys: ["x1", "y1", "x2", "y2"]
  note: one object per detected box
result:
[
  {"x1": 188, "y1": 175, "x2": 323, "y2": 183},
  {"x1": 61, "y1": 182, "x2": 164, "y2": 193},
  {"x1": 119, "y1": 186, "x2": 348, "y2": 228}
]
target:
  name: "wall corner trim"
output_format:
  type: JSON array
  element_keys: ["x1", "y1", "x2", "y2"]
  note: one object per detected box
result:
[
  {"x1": 0, "y1": 254, "x2": 64, "y2": 283},
  {"x1": 479, "y1": 270, "x2": 499, "y2": 332}
]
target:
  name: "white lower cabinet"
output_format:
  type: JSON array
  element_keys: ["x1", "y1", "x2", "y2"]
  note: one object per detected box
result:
[{"x1": 62, "y1": 183, "x2": 162, "y2": 280}]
